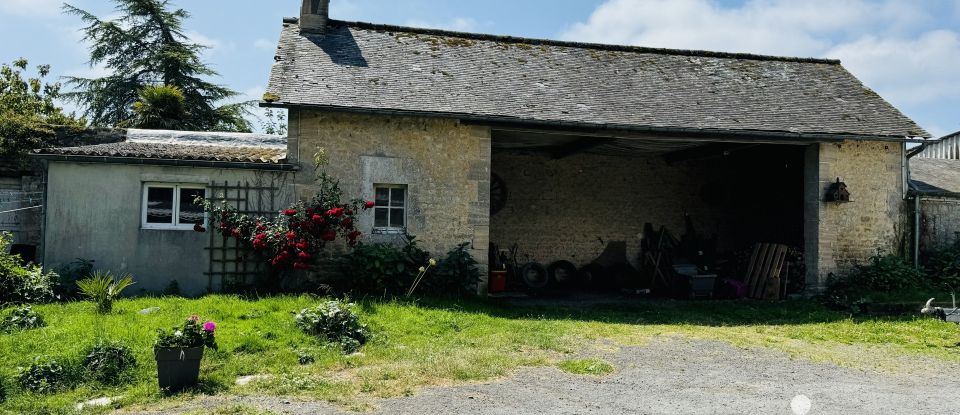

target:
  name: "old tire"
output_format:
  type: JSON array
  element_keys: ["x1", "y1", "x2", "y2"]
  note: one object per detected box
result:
[
  {"x1": 520, "y1": 262, "x2": 550, "y2": 290},
  {"x1": 548, "y1": 260, "x2": 578, "y2": 286},
  {"x1": 578, "y1": 263, "x2": 608, "y2": 290}
]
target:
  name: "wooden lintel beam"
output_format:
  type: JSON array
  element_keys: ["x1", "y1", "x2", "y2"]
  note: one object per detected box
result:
[
  {"x1": 552, "y1": 138, "x2": 615, "y2": 159},
  {"x1": 662, "y1": 143, "x2": 756, "y2": 164}
]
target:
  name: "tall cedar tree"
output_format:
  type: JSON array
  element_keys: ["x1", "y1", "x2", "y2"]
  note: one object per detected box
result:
[
  {"x1": 0, "y1": 58, "x2": 84, "y2": 168},
  {"x1": 62, "y1": 0, "x2": 252, "y2": 132}
]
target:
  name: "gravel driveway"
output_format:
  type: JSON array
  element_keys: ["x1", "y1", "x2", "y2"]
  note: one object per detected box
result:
[{"x1": 125, "y1": 337, "x2": 959, "y2": 415}]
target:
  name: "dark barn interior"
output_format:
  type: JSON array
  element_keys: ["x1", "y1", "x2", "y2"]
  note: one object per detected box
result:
[{"x1": 487, "y1": 129, "x2": 807, "y2": 299}]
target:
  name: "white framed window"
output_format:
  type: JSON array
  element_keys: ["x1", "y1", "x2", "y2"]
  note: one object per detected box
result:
[
  {"x1": 141, "y1": 183, "x2": 207, "y2": 230},
  {"x1": 373, "y1": 184, "x2": 406, "y2": 233}
]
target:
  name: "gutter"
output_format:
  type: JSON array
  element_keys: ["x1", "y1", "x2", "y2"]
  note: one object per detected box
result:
[
  {"x1": 30, "y1": 154, "x2": 300, "y2": 171},
  {"x1": 260, "y1": 102, "x2": 929, "y2": 144}
]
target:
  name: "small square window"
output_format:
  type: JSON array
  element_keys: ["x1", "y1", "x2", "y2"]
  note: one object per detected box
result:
[
  {"x1": 142, "y1": 183, "x2": 206, "y2": 230},
  {"x1": 373, "y1": 185, "x2": 406, "y2": 232}
]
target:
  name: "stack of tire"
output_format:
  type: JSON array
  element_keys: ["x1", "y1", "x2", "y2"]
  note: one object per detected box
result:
[{"x1": 519, "y1": 260, "x2": 644, "y2": 292}]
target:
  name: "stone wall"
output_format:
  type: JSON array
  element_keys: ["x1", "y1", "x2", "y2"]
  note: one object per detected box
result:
[
  {"x1": 806, "y1": 141, "x2": 906, "y2": 290},
  {"x1": 490, "y1": 151, "x2": 734, "y2": 268},
  {"x1": 289, "y1": 110, "x2": 492, "y2": 289}
]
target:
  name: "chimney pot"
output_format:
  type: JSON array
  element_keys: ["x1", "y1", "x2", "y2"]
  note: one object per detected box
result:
[{"x1": 300, "y1": 0, "x2": 330, "y2": 33}]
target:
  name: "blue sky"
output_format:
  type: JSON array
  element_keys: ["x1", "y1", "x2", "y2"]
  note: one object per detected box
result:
[{"x1": 1, "y1": 0, "x2": 957, "y2": 137}]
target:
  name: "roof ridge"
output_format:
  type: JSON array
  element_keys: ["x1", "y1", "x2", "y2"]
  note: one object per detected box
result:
[{"x1": 283, "y1": 17, "x2": 841, "y2": 65}]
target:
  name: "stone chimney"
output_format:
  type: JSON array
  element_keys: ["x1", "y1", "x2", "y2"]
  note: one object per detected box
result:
[{"x1": 300, "y1": 0, "x2": 330, "y2": 33}]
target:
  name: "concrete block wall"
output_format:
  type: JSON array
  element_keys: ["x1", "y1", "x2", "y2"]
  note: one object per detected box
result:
[
  {"x1": 0, "y1": 175, "x2": 43, "y2": 249},
  {"x1": 805, "y1": 140, "x2": 906, "y2": 290},
  {"x1": 290, "y1": 110, "x2": 491, "y2": 288}
]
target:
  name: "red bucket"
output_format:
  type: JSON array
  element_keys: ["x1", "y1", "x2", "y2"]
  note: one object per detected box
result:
[{"x1": 489, "y1": 270, "x2": 507, "y2": 293}]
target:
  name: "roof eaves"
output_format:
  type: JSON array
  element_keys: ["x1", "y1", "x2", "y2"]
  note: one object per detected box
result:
[{"x1": 31, "y1": 153, "x2": 299, "y2": 171}]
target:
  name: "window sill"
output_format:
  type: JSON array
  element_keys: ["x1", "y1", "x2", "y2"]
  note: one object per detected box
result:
[
  {"x1": 141, "y1": 226, "x2": 201, "y2": 232},
  {"x1": 371, "y1": 227, "x2": 406, "y2": 235}
]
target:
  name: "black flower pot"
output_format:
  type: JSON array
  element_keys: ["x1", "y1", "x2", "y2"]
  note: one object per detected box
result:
[{"x1": 155, "y1": 347, "x2": 204, "y2": 393}]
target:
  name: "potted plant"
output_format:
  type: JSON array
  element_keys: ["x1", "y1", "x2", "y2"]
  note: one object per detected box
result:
[{"x1": 154, "y1": 316, "x2": 217, "y2": 393}]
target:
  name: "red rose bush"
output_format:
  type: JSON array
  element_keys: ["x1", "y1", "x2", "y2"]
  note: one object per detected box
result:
[{"x1": 196, "y1": 172, "x2": 372, "y2": 273}]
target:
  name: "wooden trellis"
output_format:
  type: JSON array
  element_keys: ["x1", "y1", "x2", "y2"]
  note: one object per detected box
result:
[{"x1": 204, "y1": 175, "x2": 288, "y2": 292}]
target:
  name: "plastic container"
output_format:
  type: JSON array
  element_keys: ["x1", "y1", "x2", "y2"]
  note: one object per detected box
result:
[{"x1": 488, "y1": 270, "x2": 507, "y2": 293}]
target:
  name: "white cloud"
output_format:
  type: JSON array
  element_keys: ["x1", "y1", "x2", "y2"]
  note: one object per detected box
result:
[
  {"x1": 826, "y1": 30, "x2": 960, "y2": 105},
  {"x1": 561, "y1": 0, "x2": 960, "y2": 113},
  {"x1": 0, "y1": 0, "x2": 63, "y2": 17},
  {"x1": 561, "y1": 0, "x2": 926, "y2": 56}
]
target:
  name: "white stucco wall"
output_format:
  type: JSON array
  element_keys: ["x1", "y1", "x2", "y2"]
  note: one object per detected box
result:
[{"x1": 42, "y1": 161, "x2": 293, "y2": 296}]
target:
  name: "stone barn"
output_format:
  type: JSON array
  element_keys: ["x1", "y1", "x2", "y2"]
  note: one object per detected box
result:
[{"x1": 261, "y1": 0, "x2": 929, "y2": 294}]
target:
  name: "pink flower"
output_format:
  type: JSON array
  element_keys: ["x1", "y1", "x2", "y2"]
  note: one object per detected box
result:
[
  {"x1": 189, "y1": 315, "x2": 199, "y2": 322},
  {"x1": 203, "y1": 321, "x2": 216, "y2": 333}
]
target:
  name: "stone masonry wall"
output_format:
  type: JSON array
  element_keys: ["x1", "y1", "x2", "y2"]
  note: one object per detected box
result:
[
  {"x1": 490, "y1": 151, "x2": 737, "y2": 268},
  {"x1": 289, "y1": 110, "x2": 491, "y2": 290},
  {"x1": 809, "y1": 141, "x2": 906, "y2": 289}
]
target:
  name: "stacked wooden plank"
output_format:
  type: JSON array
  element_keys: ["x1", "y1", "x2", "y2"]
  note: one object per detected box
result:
[{"x1": 743, "y1": 243, "x2": 788, "y2": 300}]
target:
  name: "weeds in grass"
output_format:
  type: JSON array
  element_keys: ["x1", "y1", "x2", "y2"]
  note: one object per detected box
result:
[{"x1": 557, "y1": 358, "x2": 615, "y2": 375}]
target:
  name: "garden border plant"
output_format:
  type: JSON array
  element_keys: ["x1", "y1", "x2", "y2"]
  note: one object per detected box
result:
[
  {"x1": 76, "y1": 270, "x2": 135, "y2": 314},
  {"x1": 295, "y1": 299, "x2": 368, "y2": 354}
]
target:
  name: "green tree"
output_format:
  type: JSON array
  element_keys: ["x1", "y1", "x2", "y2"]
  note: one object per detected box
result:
[
  {"x1": 0, "y1": 58, "x2": 84, "y2": 167},
  {"x1": 63, "y1": 0, "x2": 252, "y2": 132},
  {"x1": 260, "y1": 108, "x2": 288, "y2": 136}
]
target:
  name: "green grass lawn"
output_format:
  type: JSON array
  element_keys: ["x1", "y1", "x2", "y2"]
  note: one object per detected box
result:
[{"x1": 1, "y1": 295, "x2": 959, "y2": 413}]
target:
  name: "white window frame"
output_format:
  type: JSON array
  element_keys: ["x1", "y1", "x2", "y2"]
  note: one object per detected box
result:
[
  {"x1": 372, "y1": 184, "x2": 407, "y2": 234},
  {"x1": 141, "y1": 183, "x2": 207, "y2": 230}
]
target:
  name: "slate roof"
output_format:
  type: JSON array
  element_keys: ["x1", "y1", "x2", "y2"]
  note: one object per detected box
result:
[
  {"x1": 910, "y1": 158, "x2": 960, "y2": 195},
  {"x1": 264, "y1": 19, "x2": 929, "y2": 140},
  {"x1": 34, "y1": 129, "x2": 288, "y2": 166}
]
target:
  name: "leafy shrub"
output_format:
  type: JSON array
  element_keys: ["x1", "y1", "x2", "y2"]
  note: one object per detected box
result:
[
  {"x1": 53, "y1": 258, "x2": 94, "y2": 300},
  {"x1": 76, "y1": 271, "x2": 135, "y2": 313},
  {"x1": 295, "y1": 300, "x2": 368, "y2": 353},
  {"x1": 824, "y1": 252, "x2": 924, "y2": 310},
  {"x1": 425, "y1": 243, "x2": 481, "y2": 296},
  {"x1": 155, "y1": 316, "x2": 218, "y2": 350},
  {"x1": 0, "y1": 232, "x2": 57, "y2": 305},
  {"x1": 337, "y1": 234, "x2": 430, "y2": 295},
  {"x1": 922, "y1": 240, "x2": 960, "y2": 291},
  {"x1": 0, "y1": 376, "x2": 6, "y2": 402},
  {"x1": 17, "y1": 358, "x2": 73, "y2": 393},
  {"x1": 83, "y1": 341, "x2": 136, "y2": 384},
  {"x1": 0, "y1": 305, "x2": 45, "y2": 332}
]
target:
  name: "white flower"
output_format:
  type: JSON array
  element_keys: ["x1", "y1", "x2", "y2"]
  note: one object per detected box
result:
[
  {"x1": 428, "y1": 258, "x2": 437, "y2": 266},
  {"x1": 174, "y1": 330, "x2": 183, "y2": 337},
  {"x1": 418, "y1": 266, "x2": 426, "y2": 273}
]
